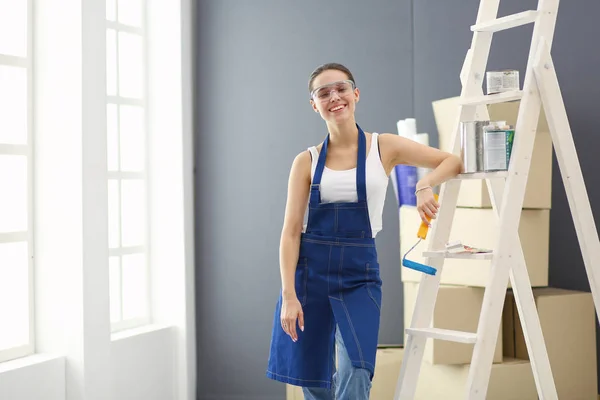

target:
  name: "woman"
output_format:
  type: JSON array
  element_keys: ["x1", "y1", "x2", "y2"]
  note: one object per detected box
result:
[{"x1": 266, "y1": 63, "x2": 462, "y2": 399}]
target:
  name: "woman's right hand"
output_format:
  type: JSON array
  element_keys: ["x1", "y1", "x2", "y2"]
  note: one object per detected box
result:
[
  {"x1": 281, "y1": 293, "x2": 304, "y2": 342},
  {"x1": 416, "y1": 186, "x2": 439, "y2": 226}
]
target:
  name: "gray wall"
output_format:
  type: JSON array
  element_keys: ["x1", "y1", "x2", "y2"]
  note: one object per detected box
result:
[
  {"x1": 194, "y1": 1, "x2": 600, "y2": 399},
  {"x1": 194, "y1": 1, "x2": 412, "y2": 399}
]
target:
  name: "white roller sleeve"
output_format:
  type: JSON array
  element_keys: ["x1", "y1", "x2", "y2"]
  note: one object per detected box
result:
[
  {"x1": 397, "y1": 119, "x2": 407, "y2": 137},
  {"x1": 405, "y1": 118, "x2": 417, "y2": 139}
]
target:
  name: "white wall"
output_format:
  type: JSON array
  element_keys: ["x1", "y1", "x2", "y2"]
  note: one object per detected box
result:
[
  {"x1": 0, "y1": 0, "x2": 195, "y2": 398},
  {"x1": 147, "y1": 0, "x2": 197, "y2": 397},
  {"x1": 111, "y1": 326, "x2": 175, "y2": 400},
  {"x1": 0, "y1": 355, "x2": 65, "y2": 400}
]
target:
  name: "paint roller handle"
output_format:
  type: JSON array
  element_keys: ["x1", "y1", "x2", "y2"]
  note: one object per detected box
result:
[{"x1": 417, "y1": 193, "x2": 439, "y2": 240}]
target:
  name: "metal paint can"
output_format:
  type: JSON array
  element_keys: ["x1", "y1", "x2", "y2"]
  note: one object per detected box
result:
[
  {"x1": 460, "y1": 120, "x2": 488, "y2": 173},
  {"x1": 486, "y1": 70, "x2": 519, "y2": 94}
]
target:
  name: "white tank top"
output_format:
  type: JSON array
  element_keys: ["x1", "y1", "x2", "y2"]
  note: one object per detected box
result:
[{"x1": 306, "y1": 132, "x2": 389, "y2": 237}]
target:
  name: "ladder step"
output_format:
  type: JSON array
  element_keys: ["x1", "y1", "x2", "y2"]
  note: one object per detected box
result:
[
  {"x1": 460, "y1": 90, "x2": 523, "y2": 106},
  {"x1": 423, "y1": 250, "x2": 493, "y2": 260},
  {"x1": 453, "y1": 171, "x2": 508, "y2": 180},
  {"x1": 471, "y1": 10, "x2": 539, "y2": 32},
  {"x1": 406, "y1": 328, "x2": 477, "y2": 344}
]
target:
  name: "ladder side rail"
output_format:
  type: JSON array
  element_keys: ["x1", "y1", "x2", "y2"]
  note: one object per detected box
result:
[
  {"x1": 486, "y1": 179, "x2": 558, "y2": 399},
  {"x1": 533, "y1": 39, "x2": 600, "y2": 320},
  {"x1": 394, "y1": 182, "x2": 459, "y2": 400},
  {"x1": 465, "y1": 3, "x2": 560, "y2": 397}
]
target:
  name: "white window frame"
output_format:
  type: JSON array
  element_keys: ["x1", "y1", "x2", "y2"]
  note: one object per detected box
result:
[
  {"x1": 106, "y1": 0, "x2": 151, "y2": 333},
  {"x1": 0, "y1": 0, "x2": 35, "y2": 363}
]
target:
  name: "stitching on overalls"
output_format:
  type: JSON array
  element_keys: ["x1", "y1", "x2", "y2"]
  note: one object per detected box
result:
[
  {"x1": 340, "y1": 299, "x2": 365, "y2": 369},
  {"x1": 328, "y1": 308, "x2": 335, "y2": 385},
  {"x1": 365, "y1": 264, "x2": 381, "y2": 312},
  {"x1": 350, "y1": 360, "x2": 375, "y2": 371},
  {"x1": 301, "y1": 238, "x2": 375, "y2": 247},
  {"x1": 266, "y1": 370, "x2": 330, "y2": 384},
  {"x1": 366, "y1": 285, "x2": 381, "y2": 312},
  {"x1": 337, "y1": 247, "x2": 365, "y2": 369},
  {"x1": 302, "y1": 257, "x2": 308, "y2": 306},
  {"x1": 338, "y1": 247, "x2": 344, "y2": 301},
  {"x1": 327, "y1": 245, "x2": 332, "y2": 294}
]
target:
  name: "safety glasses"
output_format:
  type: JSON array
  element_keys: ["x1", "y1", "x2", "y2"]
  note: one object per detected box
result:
[{"x1": 310, "y1": 80, "x2": 356, "y2": 102}]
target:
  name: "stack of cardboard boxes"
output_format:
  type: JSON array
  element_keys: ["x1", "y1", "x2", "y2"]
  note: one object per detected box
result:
[{"x1": 397, "y1": 97, "x2": 597, "y2": 399}]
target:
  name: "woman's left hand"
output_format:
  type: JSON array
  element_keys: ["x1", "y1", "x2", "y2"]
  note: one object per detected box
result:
[{"x1": 416, "y1": 187, "x2": 439, "y2": 226}]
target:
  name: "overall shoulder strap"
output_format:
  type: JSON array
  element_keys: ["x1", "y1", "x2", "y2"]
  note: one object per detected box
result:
[
  {"x1": 309, "y1": 137, "x2": 329, "y2": 205},
  {"x1": 356, "y1": 124, "x2": 367, "y2": 203}
]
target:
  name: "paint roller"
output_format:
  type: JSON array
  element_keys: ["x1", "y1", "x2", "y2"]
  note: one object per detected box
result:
[{"x1": 401, "y1": 194, "x2": 439, "y2": 276}]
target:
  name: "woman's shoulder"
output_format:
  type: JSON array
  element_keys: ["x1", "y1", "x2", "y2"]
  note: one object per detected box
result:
[
  {"x1": 290, "y1": 149, "x2": 313, "y2": 171},
  {"x1": 287, "y1": 150, "x2": 313, "y2": 184},
  {"x1": 377, "y1": 132, "x2": 398, "y2": 143},
  {"x1": 377, "y1": 132, "x2": 409, "y2": 152}
]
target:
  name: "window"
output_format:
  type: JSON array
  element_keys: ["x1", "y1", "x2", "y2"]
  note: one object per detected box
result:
[
  {"x1": 0, "y1": 0, "x2": 34, "y2": 363},
  {"x1": 106, "y1": 0, "x2": 150, "y2": 332}
]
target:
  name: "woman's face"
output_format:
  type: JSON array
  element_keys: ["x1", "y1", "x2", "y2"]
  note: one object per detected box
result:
[{"x1": 310, "y1": 69, "x2": 359, "y2": 123}]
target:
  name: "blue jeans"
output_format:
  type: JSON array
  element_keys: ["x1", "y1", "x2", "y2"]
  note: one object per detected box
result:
[{"x1": 302, "y1": 326, "x2": 372, "y2": 400}]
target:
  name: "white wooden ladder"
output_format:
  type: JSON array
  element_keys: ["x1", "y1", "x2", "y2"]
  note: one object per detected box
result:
[{"x1": 394, "y1": 0, "x2": 600, "y2": 399}]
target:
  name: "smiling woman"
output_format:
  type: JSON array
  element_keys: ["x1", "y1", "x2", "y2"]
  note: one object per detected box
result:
[{"x1": 265, "y1": 62, "x2": 462, "y2": 399}]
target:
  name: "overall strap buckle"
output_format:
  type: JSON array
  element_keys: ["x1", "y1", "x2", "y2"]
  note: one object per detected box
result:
[{"x1": 309, "y1": 184, "x2": 321, "y2": 205}]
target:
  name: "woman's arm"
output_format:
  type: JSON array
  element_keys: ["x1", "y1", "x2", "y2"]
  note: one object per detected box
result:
[
  {"x1": 380, "y1": 133, "x2": 463, "y2": 223},
  {"x1": 278, "y1": 150, "x2": 311, "y2": 341}
]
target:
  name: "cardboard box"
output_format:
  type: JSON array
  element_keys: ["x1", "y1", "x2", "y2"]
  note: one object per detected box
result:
[
  {"x1": 400, "y1": 205, "x2": 549, "y2": 287},
  {"x1": 506, "y1": 288, "x2": 597, "y2": 400},
  {"x1": 432, "y1": 97, "x2": 553, "y2": 209},
  {"x1": 502, "y1": 290, "x2": 516, "y2": 358},
  {"x1": 414, "y1": 358, "x2": 538, "y2": 399},
  {"x1": 404, "y1": 282, "x2": 502, "y2": 365},
  {"x1": 286, "y1": 383, "x2": 302, "y2": 400},
  {"x1": 286, "y1": 346, "x2": 404, "y2": 400},
  {"x1": 370, "y1": 346, "x2": 404, "y2": 400}
]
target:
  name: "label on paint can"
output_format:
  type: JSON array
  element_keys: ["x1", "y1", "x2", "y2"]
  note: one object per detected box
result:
[
  {"x1": 486, "y1": 70, "x2": 519, "y2": 94},
  {"x1": 483, "y1": 130, "x2": 508, "y2": 171},
  {"x1": 483, "y1": 126, "x2": 515, "y2": 171}
]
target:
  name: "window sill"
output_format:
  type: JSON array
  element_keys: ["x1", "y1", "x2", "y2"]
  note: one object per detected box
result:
[
  {"x1": 111, "y1": 323, "x2": 173, "y2": 342},
  {"x1": 0, "y1": 353, "x2": 64, "y2": 374}
]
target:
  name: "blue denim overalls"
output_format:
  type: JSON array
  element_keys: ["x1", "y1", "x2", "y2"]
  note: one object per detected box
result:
[{"x1": 266, "y1": 124, "x2": 382, "y2": 390}]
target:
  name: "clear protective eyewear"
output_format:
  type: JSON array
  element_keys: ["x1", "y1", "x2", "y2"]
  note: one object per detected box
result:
[{"x1": 311, "y1": 80, "x2": 355, "y2": 102}]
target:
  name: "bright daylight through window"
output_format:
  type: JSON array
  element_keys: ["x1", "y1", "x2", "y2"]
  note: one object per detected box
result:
[
  {"x1": 0, "y1": 0, "x2": 33, "y2": 363},
  {"x1": 106, "y1": 0, "x2": 150, "y2": 332}
]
